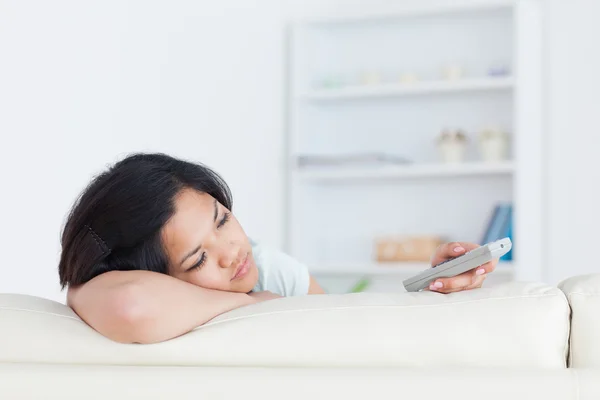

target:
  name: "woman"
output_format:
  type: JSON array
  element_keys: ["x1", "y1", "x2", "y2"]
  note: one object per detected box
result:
[{"x1": 59, "y1": 153, "x2": 496, "y2": 344}]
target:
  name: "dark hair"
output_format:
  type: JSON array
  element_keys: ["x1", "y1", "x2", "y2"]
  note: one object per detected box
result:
[{"x1": 58, "y1": 153, "x2": 233, "y2": 289}]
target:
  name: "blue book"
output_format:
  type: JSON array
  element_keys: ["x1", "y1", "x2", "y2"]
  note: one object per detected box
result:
[
  {"x1": 500, "y1": 205, "x2": 513, "y2": 261},
  {"x1": 481, "y1": 205, "x2": 500, "y2": 244},
  {"x1": 485, "y1": 204, "x2": 510, "y2": 244}
]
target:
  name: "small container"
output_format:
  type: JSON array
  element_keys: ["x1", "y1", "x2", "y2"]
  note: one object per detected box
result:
[
  {"x1": 442, "y1": 64, "x2": 464, "y2": 80},
  {"x1": 360, "y1": 70, "x2": 382, "y2": 85},
  {"x1": 399, "y1": 72, "x2": 419, "y2": 84},
  {"x1": 436, "y1": 129, "x2": 468, "y2": 163},
  {"x1": 478, "y1": 128, "x2": 509, "y2": 162},
  {"x1": 488, "y1": 63, "x2": 510, "y2": 77}
]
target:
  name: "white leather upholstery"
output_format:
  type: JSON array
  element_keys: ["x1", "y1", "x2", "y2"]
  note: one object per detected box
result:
[
  {"x1": 3, "y1": 276, "x2": 600, "y2": 400},
  {"x1": 559, "y1": 274, "x2": 600, "y2": 368},
  {"x1": 0, "y1": 281, "x2": 569, "y2": 368},
  {"x1": 0, "y1": 364, "x2": 591, "y2": 400}
]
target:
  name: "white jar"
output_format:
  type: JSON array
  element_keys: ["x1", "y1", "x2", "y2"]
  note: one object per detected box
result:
[
  {"x1": 438, "y1": 141, "x2": 467, "y2": 163},
  {"x1": 443, "y1": 64, "x2": 464, "y2": 81},
  {"x1": 478, "y1": 130, "x2": 509, "y2": 162}
]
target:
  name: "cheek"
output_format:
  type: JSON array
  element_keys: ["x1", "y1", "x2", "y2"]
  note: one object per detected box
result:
[
  {"x1": 230, "y1": 216, "x2": 248, "y2": 238},
  {"x1": 184, "y1": 267, "x2": 231, "y2": 291}
]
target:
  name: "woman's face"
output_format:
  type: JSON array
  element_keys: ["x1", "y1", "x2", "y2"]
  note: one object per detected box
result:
[{"x1": 162, "y1": 188, "x2": 259, "y2": 293}]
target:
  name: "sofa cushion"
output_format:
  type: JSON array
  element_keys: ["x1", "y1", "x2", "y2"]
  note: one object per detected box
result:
[
  {"x1": 559, "y1": 274, "x2": 600, "y2": 368},
  {"x1": 0, "y1": 281, "x2": 570, "y2": 368}
]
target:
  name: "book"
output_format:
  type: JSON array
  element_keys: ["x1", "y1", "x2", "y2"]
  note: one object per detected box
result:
[
  {"x1": 500, "y1": 205, "x2": 513, "y2": 261},
  {"x1": 481, "y1": 205, "x2": 500, "y2": 244},
  {"x1": 481, "y1": 203, "x2": 513, "y2": 261},
  {"x1": 481, "y1": 203, "x2": 510, "y2": 244}
]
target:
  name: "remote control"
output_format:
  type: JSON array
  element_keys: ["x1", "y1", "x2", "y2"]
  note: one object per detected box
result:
[{"x1": 402, "y1": 237, "x2": 512, "y2": 292}]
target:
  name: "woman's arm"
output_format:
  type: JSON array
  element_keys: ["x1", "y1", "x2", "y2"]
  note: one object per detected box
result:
[{"x1": 67, "y1": 270, "x2": 257, "y2": 344}]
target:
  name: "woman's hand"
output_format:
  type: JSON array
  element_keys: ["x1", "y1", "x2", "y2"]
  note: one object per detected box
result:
[{"x1": 427, "y1": 242, "x2": 497, "y2": 293}]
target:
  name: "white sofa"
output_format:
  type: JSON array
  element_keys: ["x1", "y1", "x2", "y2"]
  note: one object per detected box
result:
[{"x1": 1, "y1": 274, "x2": 599, "y2": 400}]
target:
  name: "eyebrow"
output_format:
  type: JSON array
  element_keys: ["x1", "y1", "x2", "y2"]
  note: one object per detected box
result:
[
  {"x1": 179, "y1": 199, "x2": 219, "y2": 267},
  {"x1": 213, "y1": 198, "x2": 218, "y2": 223}
]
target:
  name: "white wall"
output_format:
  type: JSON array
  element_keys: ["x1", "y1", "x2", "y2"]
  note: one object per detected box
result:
[
  {"x1": 0, "y1": 1, "x2": 150, "y2": 303},
  {"x1": 544, "y1": 0, "x2": 600, "y2": 284},
  {"x1": 0, "y1": 0, "x2": 598, "y2": 302},
  {"x1": 0, "y1": 0, "x2": 292, "y2": 302}
]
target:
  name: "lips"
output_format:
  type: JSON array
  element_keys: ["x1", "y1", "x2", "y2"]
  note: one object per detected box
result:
[{"x1": 231, "y1": 254, "x2": 250, "y2": 281}]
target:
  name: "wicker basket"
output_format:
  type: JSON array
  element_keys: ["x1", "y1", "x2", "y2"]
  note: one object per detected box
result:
[{"x1": 375, "y1": 235, "x2": 444, "y2": 263}]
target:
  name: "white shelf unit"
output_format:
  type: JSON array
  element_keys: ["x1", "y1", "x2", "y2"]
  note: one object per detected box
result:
[
  {"x1": 295, "y1": 161, "x2": 514, "y2": 181},
  {"x1": 285, "y1": 1, "x2": 544, "y2": 293},
  {"x1": 310, "y1": 261, "x2": 515, "y2": 277},
  {"x1": 301, "y1": 76, "x2": 514, "y2": 101}
]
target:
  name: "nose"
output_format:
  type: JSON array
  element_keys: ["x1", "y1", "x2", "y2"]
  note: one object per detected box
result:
[{"x1": 217, "y1": 240, "x2": 241, "y2": 269}]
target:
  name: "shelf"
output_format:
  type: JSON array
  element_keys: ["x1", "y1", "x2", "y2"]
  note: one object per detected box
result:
[
  {"x1": 285, "y1": 1, "x2": 542, "y2": 283},
  {"x1": 295, "y1": 161, "x2": 514, "y2": 181},
  {"x1": 309, "y1": 261, "x2": 515, "y2": 276},
  {"x1": 300, "y1": 77, "x2": 513, "y2": 101},
  {"x1": 300, "y1": 1, "x2": 514, "y2": 26}
]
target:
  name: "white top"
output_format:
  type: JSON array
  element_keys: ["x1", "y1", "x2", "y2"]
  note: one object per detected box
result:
[{"x1": 250, "y1": 240, "x2": 310, "y2": 296}]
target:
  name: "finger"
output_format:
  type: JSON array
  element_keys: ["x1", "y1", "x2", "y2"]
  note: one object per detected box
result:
[
  {"x1": 428, "y1": 271, "x2": 474, "y2": 292},
  {"x1": 463, "y1": 274, "x2": 487, "y2": 291},
  {"x1": 473, "y1": 260, "x2": 496, "y2": 276},
  {"x1": 430, "y1": 242, "x2": 479, "y2": 267},
  {"x1": 437, "y1": 273, "x2": 488, "y2": 293}
]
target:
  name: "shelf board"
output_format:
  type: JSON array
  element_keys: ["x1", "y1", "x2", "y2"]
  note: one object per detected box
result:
[
  {"x1": 299, "y1": 1, "x2": 514, "y2": 26},
  {"x1": 299, "y1": 77, "x2": 513, "y2": 101},
  {"x1": 309, "y1": 261, "x2": 514, "y2": 276},
  {"x1": 295, "y1": 161, "x2": 514, "y2": 181}
]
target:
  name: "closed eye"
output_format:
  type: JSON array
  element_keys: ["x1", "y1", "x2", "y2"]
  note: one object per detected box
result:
[
  {"x1": 187, "y1": 252, "x2": 206, "y2": 272},
  {"x1": 186, "y1": 211, "x2": 231, "y2": 272},
  {"x1": 217, "y1": 212, "x2": 230, "y2": 228}
]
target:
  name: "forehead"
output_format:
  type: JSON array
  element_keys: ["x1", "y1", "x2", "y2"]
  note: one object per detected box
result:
[
  {"x1": 162, "y1": 189, "x2": 215, "y2": 260},
  {"x1": 173, "y1": 189, "x2": 215, "y2": 218}
]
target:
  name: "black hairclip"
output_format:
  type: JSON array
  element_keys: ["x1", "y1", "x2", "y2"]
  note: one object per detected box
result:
[{"x1": 84, "y1": 224, "x2": 111, "y2": 257}]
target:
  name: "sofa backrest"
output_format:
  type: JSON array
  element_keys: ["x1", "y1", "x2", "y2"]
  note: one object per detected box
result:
[
  {"x1": 0, "y1": 281, "x2": 570, "y2": 368},
  {"x1": 559, "y1": 274, "x2": 600, "y2": 368}
]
